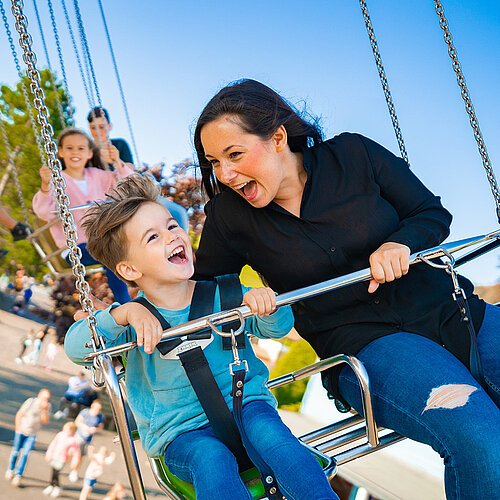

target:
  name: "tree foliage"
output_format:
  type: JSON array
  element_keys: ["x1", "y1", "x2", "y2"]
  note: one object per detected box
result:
[{"x1": 0, "y1": 69, "x2": 71, "y2": 276}]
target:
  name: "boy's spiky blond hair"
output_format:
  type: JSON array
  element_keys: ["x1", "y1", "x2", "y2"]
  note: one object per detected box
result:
[{"x1": 82, "y1": 174, "x2": 160, "y2": 285}]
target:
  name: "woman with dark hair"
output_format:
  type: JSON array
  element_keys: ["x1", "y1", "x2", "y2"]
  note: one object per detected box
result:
[{"x1": 193, "y1": 79, "x2": 500, "y2": 499}]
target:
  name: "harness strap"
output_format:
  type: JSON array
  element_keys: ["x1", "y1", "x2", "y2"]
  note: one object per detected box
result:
[
  {"x1": 232, "y1": 369, "x2": 283, "y2": 500},
  {"x1": 178, "y1": 346, "x2": 253, "y2": 471},
  {"x1": 216, "y1": 274, "x2": 246, "y2": 350},
  {"x1": 132, "y1": 278, "x2": 253, "y2": 471},
  {"x1": 452, "y1": 290, "x2": 486, "y2": 388}
]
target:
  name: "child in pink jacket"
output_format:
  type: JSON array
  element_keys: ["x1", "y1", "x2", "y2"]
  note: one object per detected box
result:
[
  {"x1": 44, "y1": 421, "x2": 81, "y2": 498},
  {"x1": 32, "y1": 128, "x2": 133, "y2": 303}
]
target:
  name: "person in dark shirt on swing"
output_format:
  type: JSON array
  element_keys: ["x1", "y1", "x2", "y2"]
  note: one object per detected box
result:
[
  {"x1": 87, "y1": 107, "x2": 133, "y2": 168},
  {"x1": 193, "y1": 79, "x2": 500, "y2": 500}
]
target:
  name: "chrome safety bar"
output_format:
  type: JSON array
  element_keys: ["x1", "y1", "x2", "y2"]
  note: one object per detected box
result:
[
  {"x1": 83, "y1": 229, "x2": 500, "y2": 362},
  {"x1": 98, "y1": 354, "x2": 146, "y2": 500}
]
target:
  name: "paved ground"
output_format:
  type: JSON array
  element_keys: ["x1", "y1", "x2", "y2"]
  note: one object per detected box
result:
[{"x1": 0, "y1": 307, "x2": 164, "y2": 500}]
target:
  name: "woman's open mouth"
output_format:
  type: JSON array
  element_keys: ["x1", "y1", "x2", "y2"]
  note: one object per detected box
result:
[
  {"x1": 236, "y1": 180, "x2": 257, "y2": 201},
  {"x1": 167, "y1": 245, "x2": 188, "y2": 264}
]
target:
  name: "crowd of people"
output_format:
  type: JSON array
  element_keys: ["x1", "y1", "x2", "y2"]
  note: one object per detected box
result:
[{"x1": 5, "y1": 381, "x2": 122, "y2": 499}]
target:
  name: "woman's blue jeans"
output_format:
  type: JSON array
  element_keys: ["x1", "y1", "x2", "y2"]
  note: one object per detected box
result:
[
  {"x1": 164, "y1": 400, "x2": 338, "y2": 500},
  {"x1": 67, "y1": 243, "x2": 130, "y2": 304},
  {"x1": 338, "y1": 303, "x2": 500, "y2": 500},
  {"x1": 8, "y1": 432, "x2": 36, "y2": 476}
]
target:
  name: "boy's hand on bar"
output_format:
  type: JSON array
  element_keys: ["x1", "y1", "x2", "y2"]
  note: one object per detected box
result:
[
  {"x1": 111, "y1": 302, "x2": 163, "y2": 354},
  {"x1": 242, "y1": 287, "x2": 277, "y2": 317}
]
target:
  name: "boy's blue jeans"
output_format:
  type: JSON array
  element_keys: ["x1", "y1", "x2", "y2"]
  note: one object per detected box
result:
[
  {"x1": 164, "y1": 400, "x2": 338, "y2": 500},
  {"x1": 8, "y1": 432, "x2": 36, "y2": 476},
  {"x1": 338, "y1": 303, "x2": 500, "y2": 500},
  {"x1": 67, "y1": 243, "x2": 130, "y2": 304}
]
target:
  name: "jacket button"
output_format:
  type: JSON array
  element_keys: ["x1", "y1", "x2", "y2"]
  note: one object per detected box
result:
[
  {"x1": 374, "y1": 300, "x2": 380, "y2": 304},
  {"x1": 330, "y1": 247, "x2": 336, "y2": 252}
]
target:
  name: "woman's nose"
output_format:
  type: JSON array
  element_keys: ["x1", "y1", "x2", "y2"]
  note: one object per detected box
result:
[{"x1": 218, "y1": 161, "x2": 237, "y2": 184}]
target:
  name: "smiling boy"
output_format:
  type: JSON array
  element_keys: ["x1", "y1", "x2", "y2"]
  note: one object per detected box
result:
[{"x1": 64, "y1": 174, "x2": 338, "y2": 500}]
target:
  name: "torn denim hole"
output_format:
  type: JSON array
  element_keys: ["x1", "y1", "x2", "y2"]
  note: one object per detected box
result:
[{"x1": 421, "y1": 384, "x2": 477, "y2": 414}]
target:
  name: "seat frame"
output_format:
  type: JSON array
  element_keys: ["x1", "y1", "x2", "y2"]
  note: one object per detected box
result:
[{"x1": 100, "y1": 352, "x2": 403, "y2": 500}]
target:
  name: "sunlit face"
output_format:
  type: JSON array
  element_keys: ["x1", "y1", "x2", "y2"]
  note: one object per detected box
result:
[
  {"x1": 58, "y1": 134, "x2": 93, "y2": 172},
  {"x1": 201, "y1": 115, "x2": 285, "y2": 208},
  {"x1": 119, "y1": 202, "x2": 194, "y2": 285},
  {"x1": 88, "y1": 116, "x2": 111, "y2": 145}
]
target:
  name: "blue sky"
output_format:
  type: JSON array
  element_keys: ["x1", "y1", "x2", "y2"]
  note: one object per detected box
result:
[{"x1": 1, "y1": 0, "x2": 499, "y2": 284}]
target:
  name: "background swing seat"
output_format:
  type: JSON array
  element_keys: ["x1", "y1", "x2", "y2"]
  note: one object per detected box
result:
[{"x1": 29, "y1": 216, "x2": 103, "y2": 275}]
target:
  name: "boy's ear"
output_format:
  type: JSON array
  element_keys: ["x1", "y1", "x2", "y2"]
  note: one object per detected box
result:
[{"x1": 115, "y1": 260, "x2": 141, "y2": 282}]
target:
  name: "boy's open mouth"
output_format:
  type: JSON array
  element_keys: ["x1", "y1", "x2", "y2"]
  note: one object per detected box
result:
[{"x1": 168, "y1": 246, "x2": 187, "y2": 264}]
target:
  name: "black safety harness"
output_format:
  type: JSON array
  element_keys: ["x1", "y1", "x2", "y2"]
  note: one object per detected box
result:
[{"x1": 132, "y1": 274, "x2": 283, "y2": 499}]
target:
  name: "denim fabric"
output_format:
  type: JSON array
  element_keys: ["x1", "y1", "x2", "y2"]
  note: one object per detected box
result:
[
  {"x1": 164, "y1": 400, "x2": 337, "y2": 500},
  {"x1": 338, "y1": 304, "x2": 500, "y2": 500},
  {"x1": 68, "y1": 243, "x2": 130, "y2": 304},
  {"x1": 8, "y1": 432, "x2": 37, "y2": 476}
]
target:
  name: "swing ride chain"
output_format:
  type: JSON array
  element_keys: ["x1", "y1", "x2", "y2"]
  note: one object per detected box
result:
[
  {"x1": 97, "y1": 0, "x2": 141, "y2": 168},
  {"x1": 73, "y1": 0, "x2": 102, "y2": 107},
  {"x1": 358, "y1": 0, "x2": 410, "y2": 166},
  {"x1": 47, "y1": 0, "x2": 73, "y2": 125},
  {"x1": 31, "y1": 0, "x2": 66, "y2": 127},
  {"x1": 60, "y1": 0, "x2": 94, "y2": 110},
  {"x1": 0, "y1": 0, "x2": 47, "y2": 166},
  {"x1": 434, "y1": 0, "x2": 500, "y2": 223},
  {"x1": 0, "y1": 118, "x2": 29, "y2": 227},
  {"x1": 10, "y1": 0, "x2": 105, "y2": 358}
]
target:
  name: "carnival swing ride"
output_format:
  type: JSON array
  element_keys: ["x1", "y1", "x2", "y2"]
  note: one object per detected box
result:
[{"x1": 1, "y1": 0, "x2": 499, "y2": 498}]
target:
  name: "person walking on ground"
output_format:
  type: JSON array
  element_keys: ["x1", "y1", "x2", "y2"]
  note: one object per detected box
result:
[
  {"x1": 43, "y1": 421, "x2": 81, "y2": 498},
  {"x1": 71, "y1": 400, "x2": 104, "y2": 481},
  {"x1": 5, "y1": 388, "x2": 51, "y2": 486}
]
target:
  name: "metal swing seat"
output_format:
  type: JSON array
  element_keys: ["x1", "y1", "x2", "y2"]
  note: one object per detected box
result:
[{"x1": 7, "y1": 0, "x2": 500, "y2": 498}]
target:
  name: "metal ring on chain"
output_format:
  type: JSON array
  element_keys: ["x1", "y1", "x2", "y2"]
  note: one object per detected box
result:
[
  {"x1": 434, "y1": 0, "x2": 500, "y2": 223},
  {"x1": 359, "y1": 0, "x2": 409, "y2": 166}
]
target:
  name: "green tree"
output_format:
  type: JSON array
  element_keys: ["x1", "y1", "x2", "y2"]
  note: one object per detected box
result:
[{"x1": 0, "y1": 69, "x2": 71, "y2": 276}]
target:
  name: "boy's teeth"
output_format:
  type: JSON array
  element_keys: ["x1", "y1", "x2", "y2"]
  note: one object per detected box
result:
[
  {"x1": 168, "y1": 246, "x2": 183, "y2": 258},
  {"x1": 234, "y1": 182, "x2": 248, "y2": 190}
]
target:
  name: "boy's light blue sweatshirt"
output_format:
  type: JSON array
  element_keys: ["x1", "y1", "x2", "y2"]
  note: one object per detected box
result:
[{"x1": 65, "y1": 285, "x2": 294, "y2": 458}]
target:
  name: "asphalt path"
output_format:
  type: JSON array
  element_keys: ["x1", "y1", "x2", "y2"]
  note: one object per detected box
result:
[{"x1": 0, "y1": 308, "x2": 163, "y2": 500}]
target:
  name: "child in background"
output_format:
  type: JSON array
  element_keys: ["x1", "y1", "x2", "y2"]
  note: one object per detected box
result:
[
  {"x1": 43, "y1": 421, "x2": 80, "y2": 498},
  {"x1": 33, "y1": 128, "x2": 133, "y2": 304},
  {"x1": 78, "y1": 445, "x2": 116, "y2": 500},
  {"x1": 43, "y1": 335, "x2": 59, "y2": 371},
  {"x1": 65, "y1": 174, "x2": 338, "y2": 500}
]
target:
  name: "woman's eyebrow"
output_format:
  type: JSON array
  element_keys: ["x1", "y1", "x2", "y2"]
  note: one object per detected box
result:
[{"x1": 206, "y1": 144, "x2": 244, "y2": 158}]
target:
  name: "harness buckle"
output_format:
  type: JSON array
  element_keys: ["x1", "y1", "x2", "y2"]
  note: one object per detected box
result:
[{"x1": 229, "y1": 329, "x2": 248, "y2": 375}]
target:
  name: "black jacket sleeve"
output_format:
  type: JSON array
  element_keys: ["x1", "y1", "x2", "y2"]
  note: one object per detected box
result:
[
  {"x1": 358, "y1": 134, "x2": 452, "y2": 253},
  {"x1": 193, "y1": 198, "x2": 246, "y2": 281}
]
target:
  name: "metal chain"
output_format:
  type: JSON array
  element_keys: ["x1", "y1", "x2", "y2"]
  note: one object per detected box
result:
[
  {"x1": 434, "y1": 0, "x2": 500, "y2": 222},
  {"x1": 10, "y1": 0, "x2": 103, "y2": 350},
  {"x1": 97, "y1": 0, "x2": 141, "y2": 168},
  {"x1": 0, "y1": 117, "x2": 29, "y2": 226},
  {"x1": 60, "y1": 0, "x2": 93, "y2": 109},
  {"x1": 47, "y1": 0, "x2": 73, "y2": 125},
  {"x1": 358, "y1": 0, "x2": 410, "y2": 166},
  {"x1": 0, "y1": 0, "x2": 46, "y2": 166},
  {"x1": 73, "y1": 0, "x2": 101, "y2": 107},
  {"x1": 31, "y1": 0, "x2": 65, "y2": 126}
]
